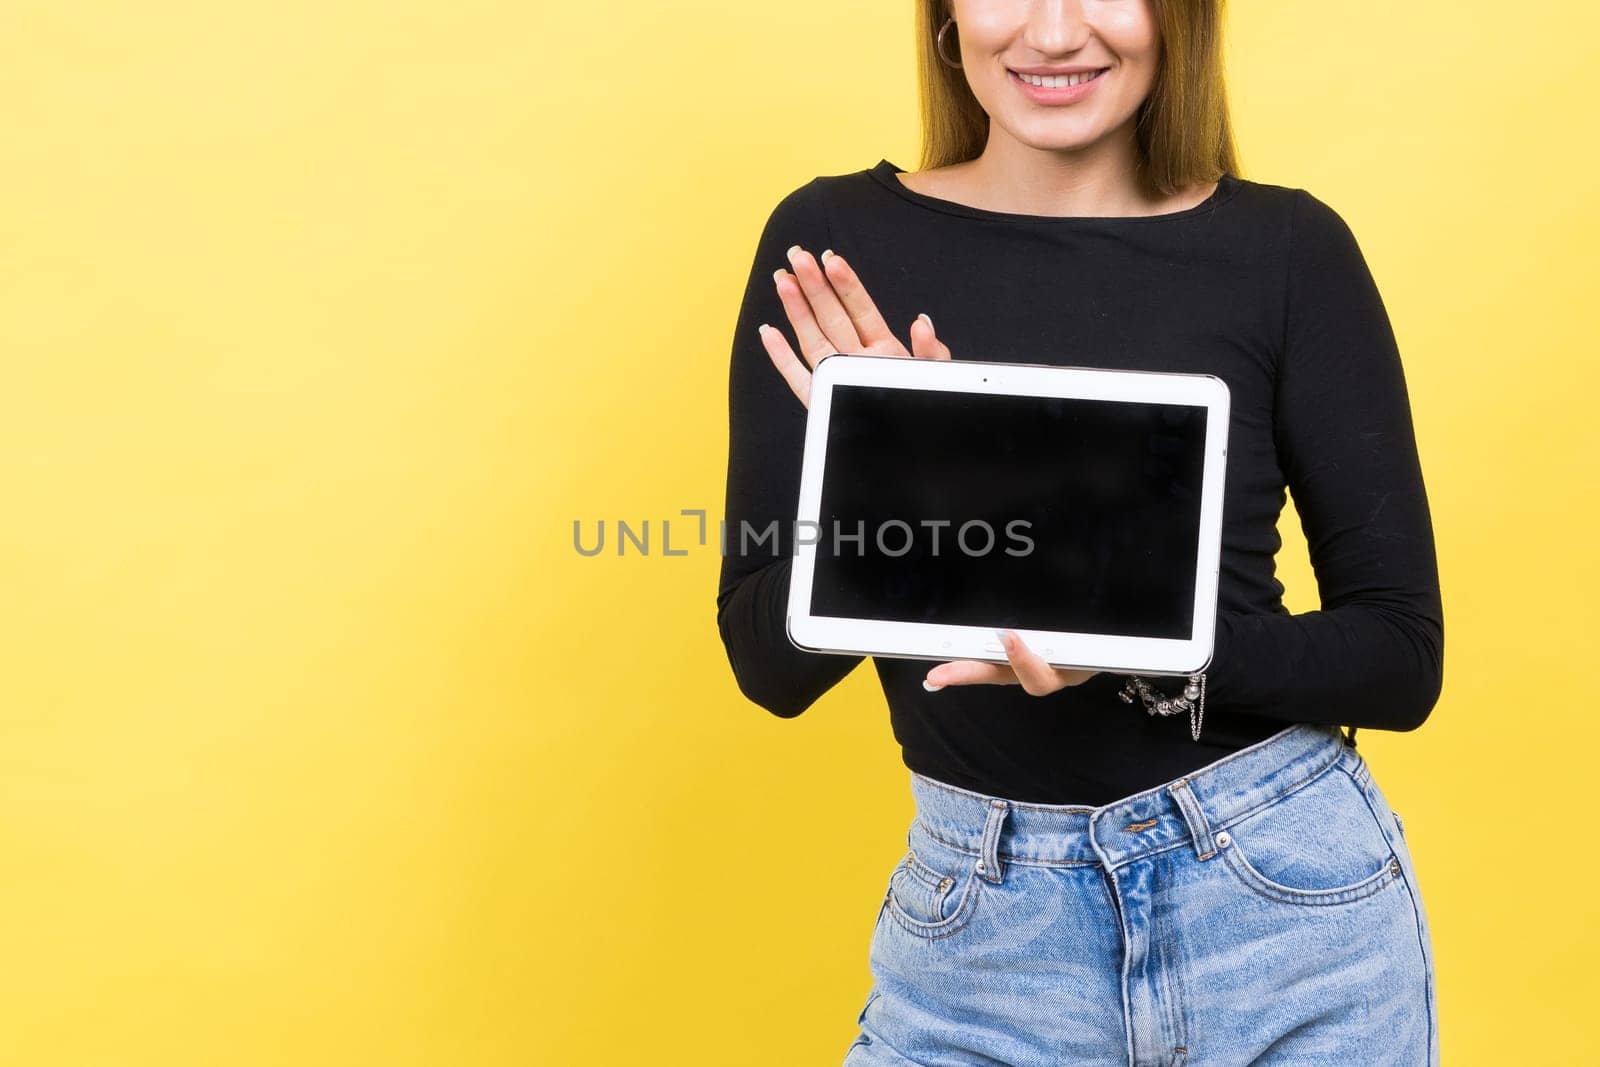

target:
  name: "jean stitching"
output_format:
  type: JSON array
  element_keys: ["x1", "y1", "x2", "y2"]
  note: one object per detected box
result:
[
  {"x1": 1220, "y1": 837, "x2": 1400, "y2": 906},
  {"x1": 1410, "y1": 865, "x2": 1437, "y2": 1064},
  {"x1": 1343, "y1": 758, "x2": 1437, "y2": 1058},
  {"x1": 1206, "y1": 749, "x2": 1347, "y2": 843},
  {"x1": 917, "y1": 822, "x2": 1103, "y2": 866},
  {"x1": 1096, "y1": 866, "x2": 1138, "y2": 1066},
  {"x1": 884, "y1": 866, "x2": 982, "y2": 939},
  {"x1": 1216, "y1": 759, "x2": 1403, "y2": 905},
  {"x1": 979, "y1": 802, "x2": 1009, "y2": 883},
  {"x1": 1155, "y1": 852, "x2": 1191, "y2": 1062},
  {"x1": 915, "y1": 735, "x2": 1350, "y2": 876},
  {"x1": 917, "y1": 746, "x2": 1347, "y2": 873},
  {"x1": 1168, "y1": 779, "x2": 1214, "y2": 860},
  {"x1": 902, "y1": 844, "x2": 947, "y2": 889}
]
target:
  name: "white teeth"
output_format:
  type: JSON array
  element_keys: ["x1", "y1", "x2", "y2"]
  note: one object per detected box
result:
[{"x1": 1017, "y1": 69, "x2": 1104, "y2": 88}]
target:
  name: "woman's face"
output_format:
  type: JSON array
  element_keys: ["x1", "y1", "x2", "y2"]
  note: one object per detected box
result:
[{"x1": 949, "y1": 0, "x2": 1162, "y2": 153}]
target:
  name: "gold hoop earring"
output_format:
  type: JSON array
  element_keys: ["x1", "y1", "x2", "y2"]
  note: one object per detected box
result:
[{"x1": 936, "y1": 17, "x2": 963, "y2": 69}]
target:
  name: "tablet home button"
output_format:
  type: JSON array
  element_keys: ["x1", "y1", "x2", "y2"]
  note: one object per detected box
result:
[{"x1": 983, "y1": 642, "x2": 1005, "y2": 653}]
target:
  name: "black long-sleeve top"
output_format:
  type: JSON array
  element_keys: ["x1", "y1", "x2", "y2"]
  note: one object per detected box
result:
[{"x1": 716, "y1": 159, "x2": 1444, "y2": 805}]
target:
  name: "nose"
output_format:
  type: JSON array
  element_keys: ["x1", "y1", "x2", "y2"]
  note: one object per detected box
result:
[{"x1": 1024, "y1": 0, "x2": 1093, "y2": 56}]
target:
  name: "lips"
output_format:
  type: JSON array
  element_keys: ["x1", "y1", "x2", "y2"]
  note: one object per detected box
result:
[{"x1": 1007, "y1": 67, "x2": 1109, "y2": 105}]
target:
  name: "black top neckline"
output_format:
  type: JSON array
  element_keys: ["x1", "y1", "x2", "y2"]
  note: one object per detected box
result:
[{"x1": 868, "y1": 158, "x2": 1239, "y2": 225}]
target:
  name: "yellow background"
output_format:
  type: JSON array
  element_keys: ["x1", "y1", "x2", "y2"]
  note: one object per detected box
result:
[{"x1": 2, "y1": 1, "x2": 1594, "y2": 1063}]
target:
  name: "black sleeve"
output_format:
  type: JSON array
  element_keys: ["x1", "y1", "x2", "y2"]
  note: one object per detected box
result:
[
  {"x1": 1205, "y1": 189, "x2": 1445, "y2": 730},
  {"x1": 716, "y1": 180, "x2": 865, "y2": 717}
]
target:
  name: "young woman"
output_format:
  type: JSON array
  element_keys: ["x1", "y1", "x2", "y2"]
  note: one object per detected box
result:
[{"x1": 716, "y1": 2, "x2": 1443, "y2": 1063}]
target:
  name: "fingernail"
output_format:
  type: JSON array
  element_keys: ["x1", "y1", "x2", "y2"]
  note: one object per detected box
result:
[
  {"x1": 757, "y1": 323, "x2": 770, "y2": 335},
  {"x1": 820, "y1": 249, "x2": 835, "y2": 263},
  {"x1": 773, "y1": 268, "x2": 787, "y2": 282},
  {"x1": 923, "y1": 679, "x2": 944, "y2": 693},
  {"x1": 995, "y1": 629, "x2": 1011, "y2": 647},
  {"x1": 918, "y1": 312, "x2": 933, "y2": 328},
  {"x1": 786, "y1": 244, "x2": 801, "y2": 262}
]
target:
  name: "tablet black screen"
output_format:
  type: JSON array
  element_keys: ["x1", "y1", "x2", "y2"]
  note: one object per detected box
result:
[{"x1": 810, "y1": 383, "x2": 1207, "y2": 639}]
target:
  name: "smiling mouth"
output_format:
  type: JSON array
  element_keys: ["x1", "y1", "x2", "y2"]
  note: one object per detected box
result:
[{"x1": 1009, "y1": 68, "x2": 1109, "y2": 88}]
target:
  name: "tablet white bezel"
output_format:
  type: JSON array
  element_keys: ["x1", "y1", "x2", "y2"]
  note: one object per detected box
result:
[{"x1": 785, "y1": 353, "x2": 1230, "y2": 677}]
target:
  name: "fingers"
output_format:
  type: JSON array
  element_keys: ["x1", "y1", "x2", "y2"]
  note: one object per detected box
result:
[
  {"x1": 784, "y1": 245, "x2": 865, "y2": 358},
  {"x1": 774, "y1": 247, "x2": 944, "y2": 368},
  {"x1": 996, "y1": 629, "x2": 1061, "y2": 696},
  {"x1": 818, "y1": 250, "x2": 906, "y2": 354},
  {"x1": 924, "y1": 658, "x2": 1017, "y2": 690},
  {"x1": 910, "y1": 313, "x2": 953, "y2": 360},
  {"x1": 922, "y1": 631, "x2": 1098, "y2": 695},
  {"x1": 758, "y1": 323, "x2": 810, "y2": 409},
  {"x1": 772, "y1": 268, "x2": 835, "y2": 370}
]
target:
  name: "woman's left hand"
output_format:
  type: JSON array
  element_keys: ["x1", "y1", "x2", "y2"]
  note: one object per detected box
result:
[{"x1": 924, "y1": 630, "x2": 1100, "y2": 696}]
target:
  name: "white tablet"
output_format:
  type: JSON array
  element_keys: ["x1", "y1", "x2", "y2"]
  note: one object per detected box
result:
[{"x1": 786, "y1": 353, "x2": 1230, "y2": 676}]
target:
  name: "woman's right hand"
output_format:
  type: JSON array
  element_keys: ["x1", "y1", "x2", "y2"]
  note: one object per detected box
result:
[{"x1": 759, "y1": 245, "x2": 951, "y2": 409}]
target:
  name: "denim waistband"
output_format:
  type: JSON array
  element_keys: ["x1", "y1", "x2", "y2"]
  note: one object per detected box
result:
[{"x1": 909, "y1": 722, "x2": 1354, "y2": 873}]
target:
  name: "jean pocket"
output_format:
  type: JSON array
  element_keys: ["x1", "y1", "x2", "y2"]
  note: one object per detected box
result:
[
  {"x1": 883, "y1": 822, "x2": 983, "y2": 939},
  {"x1": 1215, "y1": 762, "x2": 1402, "y2": 907}
]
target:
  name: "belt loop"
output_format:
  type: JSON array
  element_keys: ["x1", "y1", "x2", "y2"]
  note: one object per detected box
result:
[
  {"x1": 1167, "y1": 778, "x2": 1217, "y2": 861},
  {"x1": 977, "y1": 798, "x2": 1009, "y2": 883}
]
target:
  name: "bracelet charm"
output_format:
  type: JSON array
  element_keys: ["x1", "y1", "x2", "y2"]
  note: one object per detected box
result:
[{"x1": 1117, "y1": 672, "x2": 1207, "y2": 741}]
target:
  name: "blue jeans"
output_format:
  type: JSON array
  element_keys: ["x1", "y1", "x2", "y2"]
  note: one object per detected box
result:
[{"x1": 845, "y1": 723, "x2": 1437, "y2": 1066}]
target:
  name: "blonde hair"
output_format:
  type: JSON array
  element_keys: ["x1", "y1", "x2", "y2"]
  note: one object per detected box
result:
[{"x1": 915, "y1": 0, "x2": 1242, "y2": 196}]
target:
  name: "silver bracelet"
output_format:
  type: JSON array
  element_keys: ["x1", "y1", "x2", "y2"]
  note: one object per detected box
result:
[{"x1": 1117, "y1": 672, "x2": 1206, "y2": 741}]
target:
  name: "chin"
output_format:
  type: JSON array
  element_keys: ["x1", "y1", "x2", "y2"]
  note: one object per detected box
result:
[{"x1": 1007, "y1": 119, "x2": 1110, "y2": 153}]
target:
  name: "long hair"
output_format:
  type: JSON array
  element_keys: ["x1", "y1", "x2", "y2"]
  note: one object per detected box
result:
[{"x1": 915, "y1": 0, "x2": 1242, "y2": 195}]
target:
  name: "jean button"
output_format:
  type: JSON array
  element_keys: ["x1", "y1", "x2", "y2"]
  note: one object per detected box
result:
[
  {"x1": 975, "y1": 860, "x2": 986, "y2": 874},
  {"x1": 1214, "y1": 830, "x2": 1232, "y2": 848}
]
